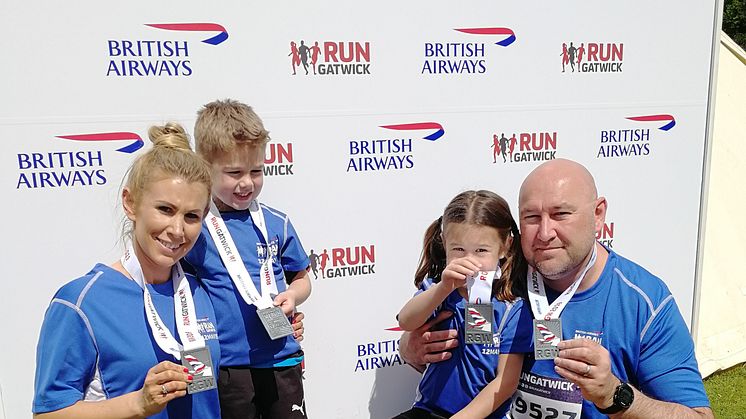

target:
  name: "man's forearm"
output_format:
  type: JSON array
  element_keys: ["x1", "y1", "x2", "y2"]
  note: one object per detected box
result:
[{"x1": 608, "y1": 386, "x2": 713, "y2": 419}]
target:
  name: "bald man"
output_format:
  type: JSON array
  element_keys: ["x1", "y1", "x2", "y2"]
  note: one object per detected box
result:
[{"x1": 400, "y1": 159, "x2": 711, "y2": 418}]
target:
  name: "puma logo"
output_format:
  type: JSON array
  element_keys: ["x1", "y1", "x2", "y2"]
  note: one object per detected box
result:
[{"x1": 291, "y1": 398, "x2": 305, "y2": 416}]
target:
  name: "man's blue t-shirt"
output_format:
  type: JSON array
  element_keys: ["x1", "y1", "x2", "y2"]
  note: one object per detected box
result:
[
  {"x1": 413, "y1": 279, "x2": 533, "y2": 418},
  {"x1": 185, "y1": 204, "x2": 310, "y2": 368},
  {"x1": 517, "y1": 250, "x2": 710, "y2": 418},
  {"x1": 33, "y1": 264, "x2": 221, "y2": 418}
]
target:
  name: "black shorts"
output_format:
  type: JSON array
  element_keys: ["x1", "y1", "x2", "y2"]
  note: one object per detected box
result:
[
  {"x1": 392, "y1": 407, "x2": 450, "y2": 419},
  {"x1": 218, "y1": 362, "x2": 306, "y2": 419}
]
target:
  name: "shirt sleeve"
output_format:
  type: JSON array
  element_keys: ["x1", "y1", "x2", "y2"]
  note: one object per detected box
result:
[
  {"x1": 280, "y1": 217, "x2": 310, "y2": 273},
  {"x1": 33, "y1": 300, "x2": 98, "y2": 413},
  {"x1": 498, "y1": 300, "x2": 534, "y2": 354},
  {"x1": 636, "y1": 297, "x2": 710, "y2": 408}
]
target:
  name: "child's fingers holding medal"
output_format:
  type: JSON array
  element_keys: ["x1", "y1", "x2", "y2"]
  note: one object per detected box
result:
[
  {"x1": 291, "y1": 311, "x2": 305, "y2": 341},
  {"x1": 273, "y1": 290, "x2": 298, "y2": 316},
  {"x1": 442, "y1": 257, "x2": 482, "y2": 290}
]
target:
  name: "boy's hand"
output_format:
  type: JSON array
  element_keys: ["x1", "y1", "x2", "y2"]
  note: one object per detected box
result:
[
  {"x1": 441, "y1": 257, "x2": 481, "y2": 291},
  {"x1": 291, "y1": 311, "x2": 305, "y2": 341},
  {"x1": 273, "y1": 290, "x2": 297, "y2": 316}
]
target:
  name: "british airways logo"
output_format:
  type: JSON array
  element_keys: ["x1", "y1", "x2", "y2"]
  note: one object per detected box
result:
[
  {"x1": 16, "y1": 132, "x2": 142, "y2": 189},
  {"x1": 597, "y1": 114, "x2": 676, "y2": 158},
  {"x1": 347, "y1": 122, "x2": 446, "y2": 172},
  {"x1": 107, "y1": 22, "x2": 228, "y2": 77},
  {"x1": 626, "y1": 114, "x2": 676, "y2": 131},
  {"x1": 146, "y1": 23, "x2": 229, "y2": 45},
  {"x1": 57, "y1": 132, "x2": 144, "y2": 153},
  {"x1": 423, "y1": 26, "x2": 516, "y2": 74},
  {"x1": 380, "y1": 122, "x2": 445, "y2": 141}
]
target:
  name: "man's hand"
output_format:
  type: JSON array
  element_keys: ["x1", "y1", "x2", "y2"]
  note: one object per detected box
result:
[
  {"x1": 554, "y1": 338, "x2": 618, "y2": 408},
  {"x1": 399, "y1": 310, "x2": 459, "y2": 372},
  {"x1": 554, "y1": 338, "x2": 714, "y2": 418}
]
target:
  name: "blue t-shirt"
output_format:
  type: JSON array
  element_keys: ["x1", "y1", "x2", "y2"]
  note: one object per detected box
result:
[
  {"x1": 519, "y1": 250, "x2": 710, "y2": 418},
  {"x1": 413, "y1": 279, "x2": 533, "y2": 418},
  {"x1": 33, "y1": 264, "x2": 221, "y2": 418},
  {"x1": 185, "y1": 204, "x2": 310, "y2": 368}
]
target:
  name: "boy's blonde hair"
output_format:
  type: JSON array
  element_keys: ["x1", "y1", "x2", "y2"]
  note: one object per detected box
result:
[{"x1": 194, "y1": 99, "x2": 270, "y2": 162}]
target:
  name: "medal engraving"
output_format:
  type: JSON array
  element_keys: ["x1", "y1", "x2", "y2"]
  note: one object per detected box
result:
[
  {"x1": 533, "y1": 318, "x2": 562, "y2": 360},
  {"x1": 257, "y1": 306, "x2": 294, "y2": 340},
  {"x1": 465, "y1": 303, "x2": 494, "y2": 344},
  {"x1": 181, "y1": 347, "x2": 217, "y2": 394}
]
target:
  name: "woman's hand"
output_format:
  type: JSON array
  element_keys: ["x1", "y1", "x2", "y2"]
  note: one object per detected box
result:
[{"x1": 137, "y1": 361, "x2": 192, "y2": 417}]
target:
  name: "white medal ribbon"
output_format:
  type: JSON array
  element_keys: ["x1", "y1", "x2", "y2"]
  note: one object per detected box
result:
[
  {"x1": 466, "y1": 267, "x2": 500, "y2": 304},
  {"x1": 526, "y1": 244, "x2": 598, "y2": 320},
  {"x1": 204, "y1": 200, "x2": 278, "y2": 310},
  {"x1": 121, "y1": 241, "x2": 205, "y2": 359}
]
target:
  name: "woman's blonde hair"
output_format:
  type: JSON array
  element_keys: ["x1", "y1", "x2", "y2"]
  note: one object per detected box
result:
[{"x1": 121, "y1": 122, "x2": 212, "y2": 238}]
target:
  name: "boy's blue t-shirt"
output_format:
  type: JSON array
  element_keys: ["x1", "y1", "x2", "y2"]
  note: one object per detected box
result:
[
  {"x1": 185, "y1": 203, "x2": 310, "y2": 368},
  {"x1": 413, "y1": 279, "x2": 533, "y2": 418},
  {"x1": 33, "y1": 264, "x2": 221, "y2": 418}
]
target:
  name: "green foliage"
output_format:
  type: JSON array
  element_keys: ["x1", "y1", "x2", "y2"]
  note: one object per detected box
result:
[
  {"x1": 704, "y1": 363, "x2": 746, "y2": 418},
  {"x1": 724, "y1": 0, "x2": 746, "y2": 50}
]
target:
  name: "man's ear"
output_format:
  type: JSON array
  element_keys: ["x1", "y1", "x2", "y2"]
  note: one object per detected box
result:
[
  {"x1": 594, "y1": 196, "x2": 608, "y2": 234},
  {"x1": 122, "y1": 187, "x2": 136, "y2": 222}
]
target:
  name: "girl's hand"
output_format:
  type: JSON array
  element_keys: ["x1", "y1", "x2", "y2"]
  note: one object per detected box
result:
[
  {"x1": 441, "y1": 257, "x2": 482, "y2": 292},
  {"x1": 138, "y1": 361, "x2": 192, "y2": 417}
]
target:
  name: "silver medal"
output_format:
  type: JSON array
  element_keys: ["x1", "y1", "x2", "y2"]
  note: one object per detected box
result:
[
  {"x1": 533, "y1": 318, "x2": 562, "y2": 360},
  {"x1": 465, "y1": 303, "x2": 494, "y2": 345},
  {"x1": 257, "y1": 306, "x2": 294, "y2": 340},
  {"x1": 181, "y1": 347, "x2": 217, "y2": 394}
]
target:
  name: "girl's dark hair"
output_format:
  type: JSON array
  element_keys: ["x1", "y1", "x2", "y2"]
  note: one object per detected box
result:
[{"x1": 413, "y1": 190, "x2": 526, "y2": 301}]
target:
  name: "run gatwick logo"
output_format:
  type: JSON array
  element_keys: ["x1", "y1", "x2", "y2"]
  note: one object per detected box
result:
[
  {"x1": 16, "y1": 132, "x2": 143, "y2": 189},
  {"x1": 264, "y1": 143, "x2": 294, "y2": 177},
  {"x1": 422, "y1": 26, "x2": 516, "y2": 74},
  {"x1": 287, "y1": 39, "x2": 371, "y2": 76},
  {"x1": 597, "y1": 114, "x2": 675, "y2": 158},
  {"x1": 490, "y1": 130, "x2": 558, "y2": 164},
  {"x1": 107, "y1": 23, "x2": 228, "y2": 77},
  {"x1": 347, "y1": 122, "x2": 445, "y2": 172},
  {"x1": 307, "y1": 244, "x2": 375, "y2": 280},
  {"x1": 560, "y1": 41, "x2": 624, "y2": 73}
]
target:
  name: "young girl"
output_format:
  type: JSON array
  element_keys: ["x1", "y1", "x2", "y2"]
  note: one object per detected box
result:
[{"x1": 396, "y1": 190, "x2": 532, "y2": 419}]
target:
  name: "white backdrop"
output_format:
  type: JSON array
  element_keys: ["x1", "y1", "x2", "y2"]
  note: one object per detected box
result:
[{"x1": 0, "y1": 2, "x2": 720, "y2": 418}]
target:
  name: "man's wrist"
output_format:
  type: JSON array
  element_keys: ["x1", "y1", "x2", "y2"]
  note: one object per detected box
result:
[
  {"x1": 597, "y1": 380, "x2": 635, "y2": 415},
  {"x1": 596, "y1": 377, "x2": 620, "y2": 410}
]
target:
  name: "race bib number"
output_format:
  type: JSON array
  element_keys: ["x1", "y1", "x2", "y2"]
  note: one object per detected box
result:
[{"x1": 510, "y1": 371, "x2": 582, "y2": 419}]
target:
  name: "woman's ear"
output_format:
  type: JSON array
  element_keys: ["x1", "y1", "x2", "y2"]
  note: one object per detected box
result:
[{"x1": 122, "y1": 187, "x2": 136, "y2": 222}]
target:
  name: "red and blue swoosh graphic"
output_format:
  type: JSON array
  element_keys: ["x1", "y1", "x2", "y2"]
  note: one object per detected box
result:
[
  {"x1": 626, "y1": 114, "x2": 676, "y2": 131},
  {"x1": 380, "y1": 122, "x2": 445, "y2": 141},
  {"x1": 455, "y1": 27, "x2": 516, "y2": 47},
  {"x1": 57, "y1": 132, "x2": 144, "y2": 153},
  {"x1": 146, "y1": 23, "x2": 229, "y2": 45}
]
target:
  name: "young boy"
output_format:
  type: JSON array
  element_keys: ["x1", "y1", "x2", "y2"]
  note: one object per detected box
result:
[{"x1": 185, "y1": 99, "x2": 311, "y2": 418}]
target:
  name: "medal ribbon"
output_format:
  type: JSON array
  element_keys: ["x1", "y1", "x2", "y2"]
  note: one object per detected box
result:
[
  {"x1": 466, "y1": 267, "x2": 500, "y2": 304},
  {"x1": 121, "y1": 241, "x2": 205, "y2": 359},
  {"x1": 204, "y1": 200, "x2": 277, "y2": 310},
  {"x1": 526, "y1": 244, "x2": 598, "y2": 320}
]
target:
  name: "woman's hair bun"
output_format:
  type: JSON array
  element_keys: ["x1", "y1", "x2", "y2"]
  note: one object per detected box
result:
[{"x1": 148, "y1": 122, "x2": 191, "y2": 151}]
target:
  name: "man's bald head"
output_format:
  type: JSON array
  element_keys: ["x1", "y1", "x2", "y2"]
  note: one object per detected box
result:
[
  {"x1": 518, "y1": 159, "x2": 606, "y2": 289},
  {"x1": 519, "y1": 159, "x2": 598, "y2": 206}
]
